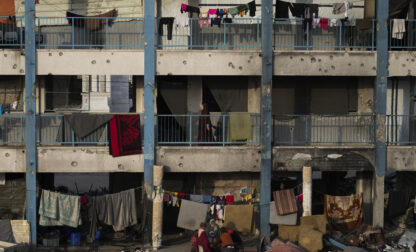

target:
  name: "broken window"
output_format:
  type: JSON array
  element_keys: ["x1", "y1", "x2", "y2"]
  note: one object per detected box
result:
[
  {"x1": 0, "y1": 76, "x2": 24, "y2": 112},
  {"x1": 45, "y1": 75, "x2": 83, "y2": 112}
]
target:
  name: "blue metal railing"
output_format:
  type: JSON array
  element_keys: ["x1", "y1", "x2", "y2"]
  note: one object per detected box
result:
[
  {"x1": 273, "y1": 18, "x2": 376, "y2": 51},
  {"x1": 156, "y1": 17, "x2": 261, "y2": 50},
  {"x1": 36, "y1": 17, "x2": 144, "y2": 49},
  {"x1": 157, "y1": 114, "x2": 260, "y2": 146},
  {"x1": 37, "y1": 114, "x2": 143, "y2": 146},
  {"x1": 389, "y1": 19, "x2": 416, "y2": 50},
  {"x1": 386, "y1": 115, "x2": 416, "y2": 145},
  {"x1": 0, "y1": 16, "x2": 24, "y2": 48},
  {"x1": 0, "y1": 114, "x2": 25, "y2": 145},
  {"x1": 273, "y1": 114, "x2": 375, "y2": 145}
]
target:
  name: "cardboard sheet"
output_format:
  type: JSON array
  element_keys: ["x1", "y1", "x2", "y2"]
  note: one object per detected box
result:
[{"x1": 224, "y1": 204, "x2": 253, "y2": 233}]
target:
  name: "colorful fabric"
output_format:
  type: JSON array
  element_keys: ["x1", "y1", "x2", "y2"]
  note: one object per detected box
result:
[
  {"x1": 273, "y1": 189, "x2": 298, "y2": 215},
  {"x1": 225, "y1": 195, "x2": 234, "y2": 205},
  {"x1": 39, "y1": 189, "x2": 81, "y2": 228},
  {"x1": 109, "y1": 114, "x2": 142, "y2": 157},
  {"x1": 324, "y1": 193, "x2": 363, "y2": 230}
]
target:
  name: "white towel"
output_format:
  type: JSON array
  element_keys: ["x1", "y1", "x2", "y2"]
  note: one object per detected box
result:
[{"x1": 392, "y1": 19, "x2": 406, "y2": 40}]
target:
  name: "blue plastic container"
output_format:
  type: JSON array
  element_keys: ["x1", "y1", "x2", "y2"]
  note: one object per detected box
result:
[{"x1": 70, "y1": 232, "x2": 81, "y2": 246}]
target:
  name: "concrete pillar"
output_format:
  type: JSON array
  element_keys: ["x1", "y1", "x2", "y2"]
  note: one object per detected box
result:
[
  {"x1": 356, "y1": 172, "x2": 373, "y2": 224},
  {"x1": 302, "y1": 166, "x2": 312, "y2": 216},
  {"x1": 136, "y1": 76, "x2": 144, "y2": 113},
  {"x1": 152, "y1": 165, "x2": 164, "y2": 249},
  {"x1": 357, "y1": 78, "x2": 374, "y2": 114},
  {"x1": 248, "y1": 77, "x2": 261, "y2": 114},
  {"x1": 187, "y1": 76, "x2": 203, "y2": 114}
]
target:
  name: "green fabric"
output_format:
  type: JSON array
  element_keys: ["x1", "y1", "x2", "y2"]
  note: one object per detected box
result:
[
  {"x1": 228, "y1": 7, "x2": 239, "y2": 17},
  {"x1": 228, "y1": 112, "x2": 252, "y2": 142},
  {"x1": 237, "y1": 4, "x2": 248, "y2": 13},
  {"x1": 39, "y1": 189, "x2": 81, "y2": 228}
]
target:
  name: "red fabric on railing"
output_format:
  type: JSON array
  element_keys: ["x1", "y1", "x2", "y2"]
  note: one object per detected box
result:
[
  {"x1": 109, "y1": 114, "x2": 142, "y2": 157},
  {"x1": 0, "y1": 0, "x2": 16, "y2": 24}
]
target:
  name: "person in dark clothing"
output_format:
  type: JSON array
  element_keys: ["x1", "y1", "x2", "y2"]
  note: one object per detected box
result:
[
  {"x1": 190, "y1": 230, "x2": 198, "y2": 252},
  {"x1": 212, "y1": 227, "x2": 234, "y2": 252},
  {"x1": 198, "y1": 103, "x2": 213, "y2": 143},
  {"x1": 197, "y1": 222, "x2": 212, "y2": 252}
]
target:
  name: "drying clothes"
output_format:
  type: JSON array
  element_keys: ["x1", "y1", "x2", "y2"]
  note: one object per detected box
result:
[
  {"x1": 320, "y1": 18, "x2": 329, "y2": 29},
  {"x1": 159, "y1": 17, "x2": 174, "y2": 40},
  {"x1": 175, "y1": 16, "x2": 189, "y2": 28},
  {"x1": 181, "y1": 3, "x2": 187, "y2": 13},
  {"x1": 248, "y1": 1, "x2": 256, "y2": 17},
  {"x1": 90, "y1": 189, "x2": 137, "y2": 240},
  {"x1": 208, "y1": 9, "x2": 218, "y2": 17},
  {"x1": 305, "y1": 4, "x2": 319, "y2": 19},
  {"x1": 190, "y1": 194, "x2": 204, "y2": 203},
  {"x1": 216, "y1": 204, "x2": 224, "y2": 220},
  {"x1": 109, "y1": 114, "x2": 142, "y2": 157},
  {"x1": 289, "y1": 3, "x2": 305, "y2": 18},
  {"x1": 312, "y1": 18, "x2": 320, "y2": 29},
  {"x1": 392, "y1": 19, "x2": 406, "y2": 39},
  {"x1": 0, "y1": 220, "x2": 15, "y2": 243},
  {"x1": 66, "y1": 9, "x2": 117, "y2": 31},
  {"x1": 269, "y1": 202, "x2": 297, "y2": 225},
  {"x1": 324, "y1": 193, "x2": 363, "y2": 230},
  {"x1": 202, "y1": 195, "x2": 212, "y2": 203},
  {"x1": 237, "y1": 4, "x2": 248, "y2": 14},
  {"x1": 199, "y1": 18, "x2": 209, "y2": 28},
  {"x1": 39, "y1": 189, "x2": 81, "y2": 228},
  {"x1": 177, "y1": 200, "x2": 209, "y2": 231},
  {"x1": 211, "y1": 18, "x2": 221, "y2": 28},
  {"x1": 275, "y1": 0, "x2": 290, "y2": 18},
  {"x1": 163, "y1": 193, "x2": 170, "y2": 202},
  {"x1": 218, "y1": 9, "x2": 226, "y2": 19},
  {"x1": 273, "y1": 189, "x2": 298, "y2": 215},
  {"x1": 330, "y1": 18, "x2": 338, "y2": 27},
  {"x1": 181, "y1": 4, "x2": 200, "y2": 17},
  {"x1": 333, "y1": 3, "x2": 346, "y2": 15},
  {"x1": 63, "y1": 114, "x2": 113, "y2": 138},
  {"x1": 224, "y1": 205, "x2": 254, "y2": 233},
  {"x1": 223, "y1": 18, "x2": 233, "y2": 24},
  {"x1": 228, "y1": 112, "x2": 252, "y2": 142},
  {"x1": 171, "y1": 196, "x2": 178, "y2": 207},
  {"x1": 225, "y1": 195, "x2": 234, "y2": 205},
  {"x1": 228, "y1": 7, "x2": 239, "y2": 17}
]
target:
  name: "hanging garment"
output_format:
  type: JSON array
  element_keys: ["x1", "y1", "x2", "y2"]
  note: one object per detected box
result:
[
  {"x1": 225, "y1": 195, "x2": 234, "y2": 205},
  {"x1": 190, "y1": 194, "x2": 204, "y2": 203},
  {"x1": 312, "y1": 18, "x2": 320, "y2": 29},
  {"x1": 208, "y1": 8, "x2": 218, "y2": 18},
  {"x1": 305, "y1": 4, "x2": 319, "y2": 18},
  {"x1": 223, "y1": 18, "x2": 233, "y2": 24},
  {"x1": 324, "y1": 193, "x2": 363, "y2": 230},
  {"x1": 218, "y1": 9, "x2": 226, "y2": 19},
  {"x1": 39, "y1": 189, "x2": 81, "y2": 228},
  {"x1": 228, "y1": 7, "x2": 239, "y2": 17},
  {"x1": 180, "y1": 3, "x2": 188, "y2": 13},
  {"x1": 66, "y1": 9, "x2": 117, "y2": 31},
  {"x1": 63, "y1": 114, "x2": 113, "y2": 139},
  {"x1": 199, "y1": 18, "x2": 209, "y2": 28},
  {"x1": 392, "y1": 19, "x2": 406, "y2": 39},
  {"x1": 109, "y1": 114, "x2": 142, "y2": 157},
  {"x1": 330, "y1": 18, "x2": 338, "y2": 27},
  {"x1": 273, "y1": 189, "x2": 298, "y2": 215},
  {"x1": 320, "y1": 18, "x2": 329, "y2": 29},
  {"x1": 163, "y1": 193, "x2": 170, "y2": 202},
  {"x1": 333, "y1": 3, "x2": 346, "y2": 15},
  {"x1": 216, "y1": 205, "x2": 224, "y2": 220},
  {"x1": 177, "y1": 200, "x2": 209, "y2": 231},
  {"x1": 228, "y1": 112, "x2": 252, "y2": 142},
  {"x1": 181, "y1": 4, "x2": 200, "y2": 17},
  {"x1": 237, "y1": 4, "x2": 248, "y2": 13},
  {"x1": 289, "y1": 3, "x2": 305, "y2": 18},
  {"x1": 211, "y1": 18, "x2": 221, "y2": 28},
  {"x1": 248, "y1": 1, "x2": 256, "y2": 17},
  {"x1": 275, "y1": 0, "x2": 289, "y2": 18},
  {"x1": 159, "y1": 17, "x2": 174, "y2": 40},
  {"x1": 203, "y1": 195, "x2": 212, "y2": 203},
  {"x1": 89, "y1": 189, "x2": 137, "y2": 241},
  {"x1": 175, "y1": 16, "x2": 189, "y2": 28}
]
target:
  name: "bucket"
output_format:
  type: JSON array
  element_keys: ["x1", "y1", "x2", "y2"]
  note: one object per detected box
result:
[{"x1": 70, "y1": 232, "x2": 81, "y2": 246}]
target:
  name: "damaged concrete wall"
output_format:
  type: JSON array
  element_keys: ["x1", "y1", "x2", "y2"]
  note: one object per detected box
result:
[
  {"x1": 357, "y1": 77, "x2": 374, "y2": 114},
  {"x1": 0, "y1": 175, "x2": 26, "y2": 219}
]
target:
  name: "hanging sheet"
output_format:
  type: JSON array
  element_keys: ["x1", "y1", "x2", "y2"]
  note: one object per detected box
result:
[
  {"x1": 109, "y1": 114, "x2": 142, "y2": 157},
  {"x1": 66, "y1": 9, "x2": 117, "y2": 31},
  {"x1": 223, "y1": 205, "x2": 253, "y2": 233},
  {"x1": 324, "y1": 193, "x2": 363, "y2": 230},
  {"x1": 177, "y1": 199, "x2": 209, "y2": 231},
  {"x1": 205, "y1": 78, "x2": 248, "y2": 112}
]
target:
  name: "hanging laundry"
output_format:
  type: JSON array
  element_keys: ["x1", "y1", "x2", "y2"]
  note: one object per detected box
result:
[
  {"x1": 223, "y1": 18, "x2": 233, "y2": 24},
  {"x1": 237, "y1": 4, "x2": 248, "y2": 14},
  {"x1": 273, "y1": 189, "x2": 298, "y2": 215},
  {"x1": 208, "y1": 9, "x2": 218, "y2": 18},
  {"x1": 332, "y1": 3, "x2": 346, "y2": 15},
  {"x1": 305, "y1": 4, "x2": 319, "y2": 18},
  {"x1": 228, "y1": 112, "x2": 252, "y2": 142},
  {"x1": 330, "y1": 18, "x2": 338, "y2": 27},
  {"x1": 324, "y1": 193, "x2": 363, "y2": 230},
  {"x1": 216, "y1": 204, "x2": 224, "y2": 220},
  {"x1": 39, "y1": 189, "x2": 81, "y2": 228},
  {"x1": 202, "y1": 195, "x2": 212, "y2": 203},
  {"x1": 62, "y1": 113, "x2": 113, "y2": 139},
  {"x1": 392, "y1": 19, "x2": 406, "y2": 40},
  {"x1": 172, "y1": 196, "x2": 178, "y2": 207},
  {"x1": 224, "y1": 205, "x2": 253, "y2": 233},
  {"x1": 66, "y1": 9, "x2": 117, "y2": 31},
  {"x1": 217, "y1": 9, "x2": 226, "y2": 19},
  {"x1": 175, "y1": 16, "x2": 189, "y2": 28},
  {"x1": 320, "y1": 18, "x2": 329, "y2": 29},
  {"x1": 312, "y1": 18, "x2": 320, "y2": 29},
  {"x1": 89, "y1": 189, "x2": 137, "y2": 241},
  {"x1": 289, "y1": 3, "x2": 305, "y2": 18},
  {"x1": 180, "y1": 4, "x2": 200, "y2": 18},
  {"x1": 163, "y1": 193, "x2": 170, "y2": 202},
  {"x1": 199, "y1": 18, "x2": 209, "y2": 28},
  {"x1": 159, "y1": 17, "x2": 174, "y2": 40},
  {"x1": 211, "y1": 18, "x2": 221, "y2": 28},
  {"x1": 190, "y1": 194, "x2": 204, "y2": 203},
  {"x1": 275, "y1": 0, "x2": 289, "y2": 18},
  {"x1": 269, "y1": 202, "x2": 297, "y2": 225},
  {"x1": 228, "y1": 7, "x2": 239, "y2": 17},
  {"x1": 225, "y1": 195, "x2": 234, "y2": 205},
  {"x1": 109, "y1": 114, "x2": 142, "y2": 157},
  {"x1": 177, "y1": 200, "x2": 209, "y2": 231},
  {"x1": 248, "y1": 1, "x2": 256, "y2": 17}
]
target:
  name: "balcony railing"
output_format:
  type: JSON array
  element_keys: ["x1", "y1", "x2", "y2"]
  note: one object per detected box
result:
[
  {"x1": 389, "y1": 19, "x2": 416, "y2": 50},
  {"x1": 0, "y1": 114, "x2": 25, "y2": 145},
  {"x1": 157, "y1": 114, "x2": 260, "y2": 146},
  {"x1": 0, "y1": 16, "x2": 24, "y2": 48},
  {"x1": 273, "y1": 114, "x2": 375, "y2": 146},
  {"x1": 387, "y1": 115, "x2": 416, "y2": 145},
  {"x1": 36, "y1": 17, "x2": 144, "y2": 49}
]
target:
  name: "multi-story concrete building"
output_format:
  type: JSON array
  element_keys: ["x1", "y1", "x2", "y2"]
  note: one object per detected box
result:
[{"x1": 0, "y1": 0, "x2": 413, "y2": 247}]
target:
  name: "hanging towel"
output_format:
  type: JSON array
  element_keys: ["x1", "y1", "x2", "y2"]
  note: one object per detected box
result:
[
  {"x1": 330, "y1": 18, "x2": 338, "y2": 27},
  {"x1": 275, "y1": 0, "x2": 289, "y2": 18},
  {"x1": 273, "y1": 189, "x2": 298, "y2": 215},
  {"x1": 324, "y1": 193, "x2": 363, "y2": 230},
  {"x1": 63, "y1": 113, "x2": 113, "y2": 138},
  {"x1": 289, "y1": 3, "x2": 305, "y2": 18},
  {"x1": 66, "y1": 9, "x2": 117, "y2": 31},
  {"x1": 332, "y1": 3, "x2": 346, "y2": 15},
  {"x1": 39, "y1": 189, "x2": 81, "y2": 228},
  {"x1": 109, "y1": 114, "x2": 142, "y2": 157},
  {"x1": 392, "y1": 19, "x2": 406, "y2": 40},
  {"x1": 190, "y1": 194, "x2": 204, "y2": 203},
  {"x1": 228, "y1": 112, "x2": 252, "y2": 142},
  {"x1": 248, "y1": 1, "x2": 256, "y2": 17},
  {"x1": 177, "y1": 200, "x2": 209, "y2": 231},
  {"x1": 320, "y1": 18, "x2": 329, "y2": 29},
  {"x1": 228, "y1": 7, "x2": 239, "y2": 17},
  {"x1": 175, "y1": 16, "x2": 189, "y2": 27}
]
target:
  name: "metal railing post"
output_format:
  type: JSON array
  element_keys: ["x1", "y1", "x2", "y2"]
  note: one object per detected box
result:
[
  {"x1": 339, "y1": 22, "x2": 343, "y2": 49},
  {"x1": 105, "y1": 18, "x2": 109, "y2": 48},
  {"x1": 71, "y1": 130, "x2": 75, "y2": 147},
  {"x1": 71, "y1": 18, "x2": 75, "y2": 49},
  {"x1": 190, "y1": 19, "x2": 193, "y2": 49},
  {"x1": 338, "y1": 116, "x2": 342, "y2": 145},
  {"x1": 20, "y1": 114, "x2": 24, "y2": 144},
  {"x1": 189, "y1": 115, "x2": 192, "y2": 146},
  {"x1": 222, "y1": 114, "x2": 226, "y2": 146},
  {"x1": 306, "y1": 115, "x2": 309, "y2": 145},
  {"x1": 371, "y1": 19, "x2": 375, "y2": 51},
  {"x1": 224, "y1": 20, "x2": 227, "y2": 49},
  {"x1": 257, "y1": 20, "x2": 260, "y2": 49},
  {"x1": 306, "y1": 21, "x2": 310, "y2": 50},
  {"x1": 105, "y1": 123, "x2": 108, "y2": 146}
]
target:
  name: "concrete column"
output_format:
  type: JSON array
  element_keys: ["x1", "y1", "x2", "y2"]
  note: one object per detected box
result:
[
  {"x1": 152, "y1": 165, "x2": 164, "y2": 249},
  {"x1": 356, "y1": 172, "x2": 373, "y2": 224},
  {"x1": 136, "y1": 76, "x2": 145, "y2": 113},
  {"x1": 187, "y1": 76, "x2": 203, "y2": 114},
  {"x1": 357, "y1": 78, "x2": 374, "y2": 114},
  {"x1": 302, "y1": 166, "x2": 312, "y2": 216},
  {"x1": 248, "y1": 77, "x2": 261, "y2": 114}
]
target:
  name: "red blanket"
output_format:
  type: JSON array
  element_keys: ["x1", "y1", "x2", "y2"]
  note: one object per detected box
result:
[{"x1": 109, "y1": 115, "x2": 142, "y2": 157}]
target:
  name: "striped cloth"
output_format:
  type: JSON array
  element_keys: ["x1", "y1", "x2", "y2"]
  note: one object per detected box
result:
[{"x1": 273, "y1": 189, "x2": 298, "y2": 216}]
